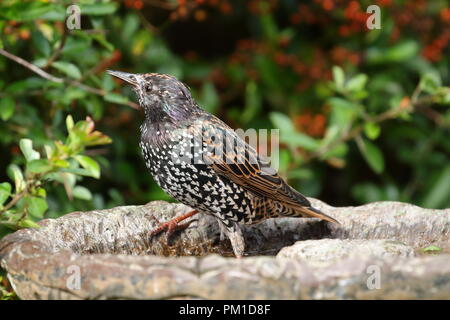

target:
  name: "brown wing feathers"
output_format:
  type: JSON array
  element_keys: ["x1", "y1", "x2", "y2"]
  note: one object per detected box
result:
[{"x1": 199, "y1": 118, "x2": 339, "y2": 224}]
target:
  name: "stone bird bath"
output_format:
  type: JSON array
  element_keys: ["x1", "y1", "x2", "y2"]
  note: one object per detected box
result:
[{"x1": 0, "y1": 199, "x2": 449, "y2": 299}]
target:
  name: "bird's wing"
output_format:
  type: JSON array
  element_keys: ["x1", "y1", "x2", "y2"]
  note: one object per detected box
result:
[{"x1": 194, "y1": 116, "x2": 338, "y2": 224}]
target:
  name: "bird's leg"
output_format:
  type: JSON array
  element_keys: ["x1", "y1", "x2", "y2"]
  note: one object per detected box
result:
[
  {"x1": 149, "y1": 209, "x2": 199, "y2": 239},
  {"x1": 219, "y1": 221, "x2": 245, "y2": 258},
  {"x1": 218, "y1": 221, "x2": 228, "y2": 241}
]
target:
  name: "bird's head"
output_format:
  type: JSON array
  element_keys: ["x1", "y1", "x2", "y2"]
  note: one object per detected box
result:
[{"x1": 107, "y1": 70, "x2": 197, "y2": 122}]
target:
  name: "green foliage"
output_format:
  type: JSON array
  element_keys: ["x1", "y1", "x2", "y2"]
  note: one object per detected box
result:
[
  {"x1": 0, "y1": 96, "x2": 14, "y2": 121},
  {"x1": 0, "y1": 116, "x2": 111, "y2": 230},
  {"x1": 0, "y1": 0, "x2": 449, "y2": 243},
  {"x1": 0, "y1": 275, "x2": 17, "y2": 300}
]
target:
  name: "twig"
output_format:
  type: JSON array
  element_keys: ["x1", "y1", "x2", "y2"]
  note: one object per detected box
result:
[
  {"x1": 0, "y1": 48, "x2": 63, "y2": 83},
  {"x1": 0, "y1": 180, "x2": 36, "y2": 215},
  {"x1": 0, "y1": 190, "x2": 26, "y2": 214},
  {"x1": 410, "y1": 82, "x2": 422, "y2": 104},
  {"x1": 417, "y1": 105, "x2": 449, "y2": 128},
  {"x1": 0, "y1": 48, "x2": 140, "y2": 110}
]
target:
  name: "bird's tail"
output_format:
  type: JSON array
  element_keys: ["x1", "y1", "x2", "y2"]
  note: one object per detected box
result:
[{"x1": 298, "y1": 206, "x2": 340, "y2": 224}]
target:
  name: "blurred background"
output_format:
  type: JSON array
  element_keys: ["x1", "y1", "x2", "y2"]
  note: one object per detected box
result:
[{"x1": 0, "y1": 0, "x2": 449, "y2": 240}]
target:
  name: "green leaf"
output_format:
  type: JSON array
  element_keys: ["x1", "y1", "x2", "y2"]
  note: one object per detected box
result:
[
  {"x1": 320, "y1": 125, "x2": 340, "y2": 147},
  {"x1": 260, "y1": 6, "x2": 278, "y2": 41},
  {"x1": 358, "y1": 139, "x2": 385, "y2": 174},
  {"x1": 74, "y1": 155, "x2": 100, "y2": 179},
  {"x1": 255, "y1": 55, "x2": 281, "y2": 89},
  {"x1": 270, "y1": 111, "x2": 321, "y2": 150},
  {"x1": 4, "y1": 3, "x2": 64, "y2": 21},
  {"x1": 421, "y1": 165, "x2": 450, "y2": 209},
  {"x1": 27, "y1": 159, "x2": 53, "y2": 174},
  {"x1": 269, "y1": 112, "x2": 295, "y2": 132},
  {"x1": 32, "y1": 30, "x2": 51, "y2": 57},
  {"x1": 199, "y1": 82, "x2": 219, "y2": 114},
  {"x1": 328, "y1": 97, "x2": 355, "y2": 109},
  {"x1": 52, "y1": 61, "x2": 82, "y2": 79},
  {"x1": 79, "y1": 3, "x2": 118, "y2": 15},
  {"x1": 132, "y1": 30, "x2": 153, "y2": 57},
  {"x1": 422, "y1": 245, "x2": 442, "y2": 253},
  {"x1": 332, "y1": 66, "x2": 345, "y2": 90},
  {"x1": 73, "y1": 186, "x2": 92, "y2": 200},
  {"x1": 0, "y1": 182, "x2": 12, "y2": 206},
  {"x1": 6, "y1": 78, "x2": 48, "y2": 94},
  {"x1": 122, "y1": 13, "x2": 140, "y2": 40},
  {"x1": 92, "y1": 34, "x2": 114, "y2": 51},
  {"x1": 66, "y1": 115, "x2": 75, "y2": 131},
  {"x1": 104, "y1": 93, "x2": 129, "y2": 104},
  {"x1": 282, "y1": 131, "x2": 320, "y2": 151},
  {"x1": 386, "y1": 41, "x2": 418, "y2": 61},
  {"x1": 60, "y1": 88, "x2": 87, "y2": 104},
  {"x1": 364, "y1": 122, "x2": 381, "y2": 140},
  {"x1": 242, "y1": 81, "x2": 261, "y2": 123},
  {"x1": 25, "y1": 196, "x2": 48, "y2": 219},
  {"x1": 36, "y1": 188, "x2": 46, "y2": 198},
  {"x1": 367, "y1": 41, "x2": 419, "y2": 64},
  {"x1": 441, "y1": 91, "x2": 450, "y2": 105},
  {"x1": 46, "y1": 172, "x2": 76, "y2": 196},
  {"x1": 346, "y1": 74, "x2": 368, "y2": 92},
  {"x1": 17, "y1": 219, "x2": 41, "y2": 229},
  {"x1": 419, "y1": 73, "x2": 442, "y2": 95},
  {"x1": 19, "y1": 139, "x2": 41, "y2": 162},
  {"x1": 287, "y1": 168, "x2": 313, "y2": 179},
  {"x1": 328, "y1": 97, "x2": 358, "y2": 128},
  {"x1": 44, "y1": 144, "x2": 54, "y2": 159},
  {"x1": 321, "y1": 143, "x2": 348, "y2": 159},
  {"x1": 7, "y1": 164, "x2": 25, "y2": 193},
  {"x1": 0, "y1": 96, "x2": 15, "y2": 121},
  {"x1": 102, "y1": 74, "x2": 115, "y2": 91},
  {"x1": 53, "y1": 160, "x2": 70, "y2": 168},
  {"x1": 59, "y1": 167, "x2": 95, "y2": 177}
]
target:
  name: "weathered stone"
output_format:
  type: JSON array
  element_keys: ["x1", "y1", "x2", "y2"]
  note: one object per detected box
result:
[
  {"x1": 277, "y1": 239, "x2": 415, "y2": 264},
  {"x1": 0, "y1": 199, "x2": 449, "y2": 299}
]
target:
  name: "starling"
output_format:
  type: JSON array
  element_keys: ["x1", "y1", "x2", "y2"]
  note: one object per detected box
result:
[{"x1": 108, "y1": 70, "x2": 339, "y2": 257}]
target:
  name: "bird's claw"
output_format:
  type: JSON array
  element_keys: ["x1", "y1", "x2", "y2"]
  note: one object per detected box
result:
[
  {"x1": 148, "y1": 209, "x2": 199, "y2": 243},
  {"x1": 149, "y1": 219, "x2": 194, "y2": 238}
]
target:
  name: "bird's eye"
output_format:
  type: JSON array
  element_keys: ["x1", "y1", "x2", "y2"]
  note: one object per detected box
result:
[{"x1": 145, "y1": 85, "x2": 153, "y2": 93}]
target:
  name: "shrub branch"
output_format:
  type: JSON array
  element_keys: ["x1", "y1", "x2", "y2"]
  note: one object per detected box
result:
[{"x1": 0, "y1": 48, "x2": 140, "y2": 110}]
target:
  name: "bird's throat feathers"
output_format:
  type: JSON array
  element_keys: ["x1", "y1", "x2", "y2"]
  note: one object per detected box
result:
[
  {"x1": 143, "y1": 99, "x2": 195, "y2": 124},
  {"x1": 140, "y1": 108, "x2": 197, "y2": 149}
]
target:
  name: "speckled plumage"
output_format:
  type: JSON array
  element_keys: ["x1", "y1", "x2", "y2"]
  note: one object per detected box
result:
[{"x1": 108, "y1": 70, "x2": 339, "y2": 257}]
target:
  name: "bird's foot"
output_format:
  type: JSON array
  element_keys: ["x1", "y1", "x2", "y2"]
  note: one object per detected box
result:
[
  {"x1": 218, "y1": 221, "x2": 245, "y2": 258},
  {"x1": 149, "y1": 209, "x2": 199, "y2": 241},
  {"x1": 218, "y1": 221, "x2": 228, "y2": 241}
]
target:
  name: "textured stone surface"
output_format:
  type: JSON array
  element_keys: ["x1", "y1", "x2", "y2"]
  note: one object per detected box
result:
[
  {"x1": 0, "y1": 199, "x2": 449, "y2": 299},
  {"x1": 277, "y1": 239, "x2": 415, "y2": 264}
]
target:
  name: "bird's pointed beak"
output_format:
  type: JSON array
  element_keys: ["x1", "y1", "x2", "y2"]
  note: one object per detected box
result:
[{"x1": 107, "y1": 70, "x2": 140, "y2": 86}]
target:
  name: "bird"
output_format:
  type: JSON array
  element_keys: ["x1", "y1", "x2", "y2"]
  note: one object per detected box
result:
[{"x1": 107, "y1": 70, "x2": 339, "y2": 258}]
